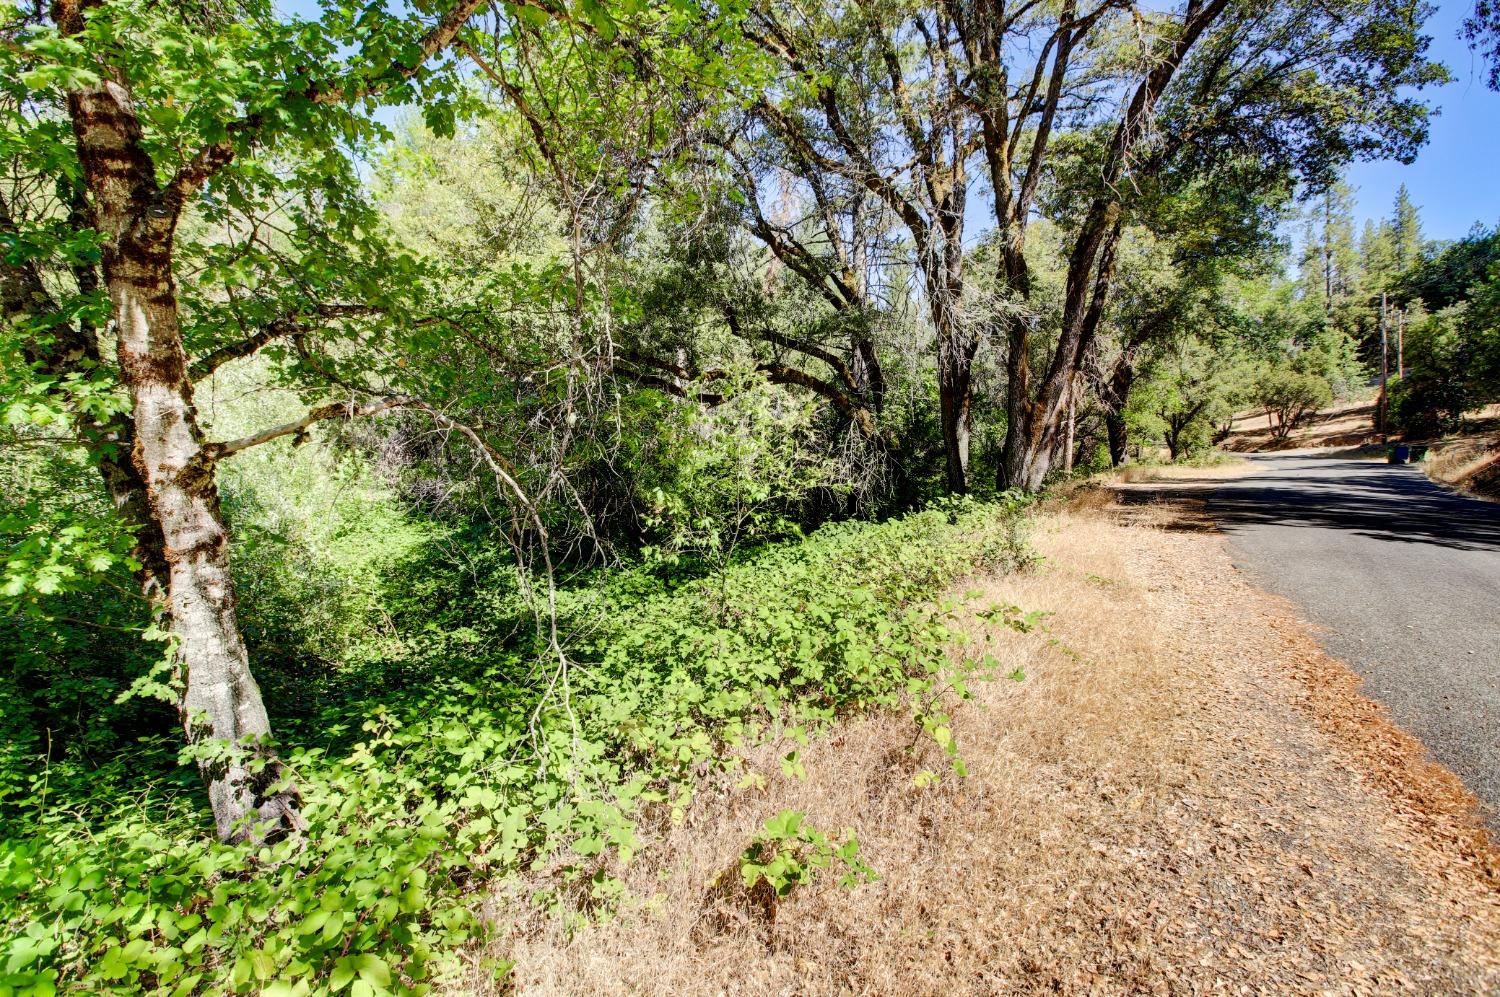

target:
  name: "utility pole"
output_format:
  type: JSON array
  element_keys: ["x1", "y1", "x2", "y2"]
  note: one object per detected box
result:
[{"x1": 1378, "y1": 292, "x2": 1389, "y2": 433}]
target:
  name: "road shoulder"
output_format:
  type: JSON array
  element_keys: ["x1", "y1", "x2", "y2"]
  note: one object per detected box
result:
[{"x1": 1098, "y1": 475, "x2": 1499, "y2": 872}]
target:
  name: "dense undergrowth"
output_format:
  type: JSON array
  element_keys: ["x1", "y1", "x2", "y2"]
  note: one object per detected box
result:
[{"x1": 0, "y1": 495, "x2": 1032, "y2": 996}]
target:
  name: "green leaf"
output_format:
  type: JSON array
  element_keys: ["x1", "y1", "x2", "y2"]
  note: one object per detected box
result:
[
  {"x1": 330, "y1": 958, "x2": 357, "y2": 992},
  {"x1": 353, "y1": 953, "x2": 391, "y2": 988}
]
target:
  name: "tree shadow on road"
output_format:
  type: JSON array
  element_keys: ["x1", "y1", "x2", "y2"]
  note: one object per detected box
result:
[{"x1": 1207, "y1": 457, "x2": 1500, "y2": 553}]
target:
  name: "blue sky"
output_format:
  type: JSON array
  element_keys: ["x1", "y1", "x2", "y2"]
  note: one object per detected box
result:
[{"x1": 1346, "y1": 0, "x2": 1500, "y2": 242}]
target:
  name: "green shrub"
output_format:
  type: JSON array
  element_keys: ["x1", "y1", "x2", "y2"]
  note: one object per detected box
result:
[
  {"x1": 1389, "y1": 373, "x2": 1468, "y2": 437},
  {"x1": 1254, "y1": 365, "x2": 1333, "y2": 439},
  {"x1": 1387, "y1": 304, "x2": 1487, "y2": 437},
  {"x1": 0, "y1": 497, "x2": 1031, "y2": 995},
  {"x1": 737, "y1": 810, "x2": 876, "y2": 897}
]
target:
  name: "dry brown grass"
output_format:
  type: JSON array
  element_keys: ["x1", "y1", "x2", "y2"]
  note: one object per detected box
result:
[
  {"x1": 1427, "y1": 445, "x2": 1492, "y2": 485},
  {"x1": 1106, "y1": 459, "x2": 1249, "y2": 484},
  {"x1": 1424, "y1": 437, "x2": 1500, "y2": 501},
  {"x1": 1223, "y1": 397, "x2": 1379, "y2": 452},
  {"x1": 459, "y1": 508, "x2": 1500, "y2": 995}
]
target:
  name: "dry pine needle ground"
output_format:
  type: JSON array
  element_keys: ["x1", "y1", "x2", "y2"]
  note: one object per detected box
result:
[{"x1": 472, "y1": 498, "x2": 1500, "y2": 995}]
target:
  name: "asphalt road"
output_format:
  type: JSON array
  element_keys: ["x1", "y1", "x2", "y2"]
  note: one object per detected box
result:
[{"x1": 1209, "y1": 452, "x2": 1500, "y2": 820}]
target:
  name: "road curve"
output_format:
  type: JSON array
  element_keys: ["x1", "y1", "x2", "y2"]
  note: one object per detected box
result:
[{"x1": 1208, "y1": 451, "x2": 1500, "y2": 821}]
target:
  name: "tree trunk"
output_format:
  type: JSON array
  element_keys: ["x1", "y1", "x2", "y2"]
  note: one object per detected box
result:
[
  {"x1": 113, "y1": 267, "x2": 301, "y2": 842},
  {"x1": 998, "y1": 204, "x2": 1123, "y2": 493},
  {"x1": 996, "y1": 0, "x2": 1229, "y2": 492},
  {"x1": 937, "y1": 332, "x2": 974, "y2": 493},
  {"x1": 1062, "y1": 378, "x2": 1077, "y2": 475},
  {"x1": 999, "y1": 228, "x2": 1120, "y2": 492},
  {"x1": 1105, "y1": 413, "x2": 1128, "y2": 467},
  {"x1": 69, "y1": 77, "x2": 299, "y2": 843},
  {"x1": 1102, "y1": 347, "x2": 1138, "y2": 467},
  {"x1": 852, "y1": 334, "x2": 886, "y2": 415},
  {"x1": 1212, "y1": 416, "x2": 1234, "y2": 445},
  {"x1": 999, "y1": 399, "x2": 1053, "y2": 493}
]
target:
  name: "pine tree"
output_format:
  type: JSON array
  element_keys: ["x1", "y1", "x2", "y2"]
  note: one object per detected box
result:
[
  {"x1": 1298, "y1": 217, "x2": 1329, "y2": 316},
  {"x1": 1297, "y1": 182, "x2": 1358, "y2": 319},
  {"x1": 1361, "y1": 218, "x2": 1399, "y2": 290},
  {"x1": 1392, "y1": 184, "x2": 1424, "y2": 272}
]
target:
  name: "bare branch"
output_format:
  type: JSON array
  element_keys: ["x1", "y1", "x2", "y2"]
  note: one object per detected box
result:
[
  {"x1": 188, "y1": 304, "x2": 377, "y2": 382},
  {"x1": 208, "y1": 395, "x2": 416, "y2": 459}
]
